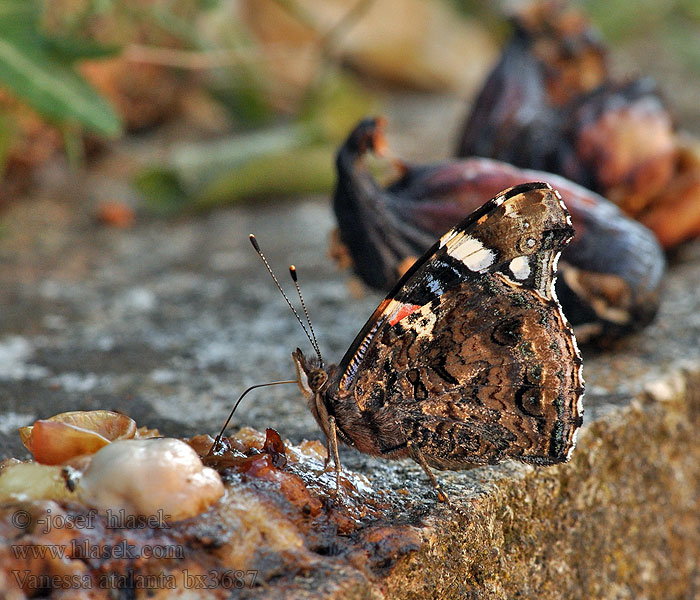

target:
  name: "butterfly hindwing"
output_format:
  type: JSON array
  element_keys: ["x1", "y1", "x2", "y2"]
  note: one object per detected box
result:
[{"x1": 329, "y1": 182, "x2": 584, "y2": 468}]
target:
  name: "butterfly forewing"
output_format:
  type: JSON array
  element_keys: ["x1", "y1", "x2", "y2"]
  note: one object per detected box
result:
[{"x1": 328, "y1": 182, "x2": 584, "y2": 469}]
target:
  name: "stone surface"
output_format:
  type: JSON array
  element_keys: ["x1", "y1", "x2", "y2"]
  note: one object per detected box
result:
[
  {"x1": 387, "y1": 368, "x2": 700, "y2": 598},
  {"x1": 0, "y1": 92, "x2": 699, "y2": 598}
]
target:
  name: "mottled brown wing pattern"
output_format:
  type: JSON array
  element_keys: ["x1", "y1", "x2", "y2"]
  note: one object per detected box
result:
[
  {"x1": 351, "y1": 273, "x2": 582, "y2": 469},
  {"x1": 327, "y1": 183, "x2": 584, "y2": 470}
]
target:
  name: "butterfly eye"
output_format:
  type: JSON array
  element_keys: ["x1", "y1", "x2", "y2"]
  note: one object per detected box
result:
[
  {"x1": 517, "y1": 235, "x2": 539, "y2": 254},
  {"x1": 309, "y1": 370, "x2": 328, "y2": 392}
]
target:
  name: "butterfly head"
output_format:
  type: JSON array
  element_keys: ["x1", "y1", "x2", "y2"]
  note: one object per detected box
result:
[
  {"x1": 292, "y1": 348, "x2": 328, "y2": 397},
  {"x1": 293, "y1": 348, "x2": 337, "y2": 440}
]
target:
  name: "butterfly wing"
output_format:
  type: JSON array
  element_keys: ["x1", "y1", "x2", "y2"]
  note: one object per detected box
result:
[{"x1": 327, "y1": 182, "x2": 584, "y2": 469}]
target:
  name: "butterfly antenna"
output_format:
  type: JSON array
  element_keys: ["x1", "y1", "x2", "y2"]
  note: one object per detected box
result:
[
  {"x1": 210, "y1": 379, "x2": 296, "y2": 454},
  {"x1": 249, "y1": 234, "x2": 320, "y2": 362},
  {"x1": 289, "y1": 265, "x2": 324, "y2": 367}
]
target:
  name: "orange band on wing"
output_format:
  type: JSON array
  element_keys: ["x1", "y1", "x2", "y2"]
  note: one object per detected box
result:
[{"x1": 389, "y1": 303, "x2": 422, "y2": 326}]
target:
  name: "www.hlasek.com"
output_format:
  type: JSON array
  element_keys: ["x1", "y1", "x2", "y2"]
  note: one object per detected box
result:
[
  {"x1": 12, "y1": 539, "x2": 184, "y2": 560},
  {"x1": 12, "y1": 569, "x2": 259, "y2": 591}
]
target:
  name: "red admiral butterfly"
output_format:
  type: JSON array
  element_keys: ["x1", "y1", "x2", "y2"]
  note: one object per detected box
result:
[{"x1": 292, "y1": 182, "x2": 584, "y2": 502}]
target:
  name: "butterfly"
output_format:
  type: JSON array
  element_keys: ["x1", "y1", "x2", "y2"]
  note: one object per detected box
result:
[
  {"x1": 224, "y1": 182, "x2": 584, "y2": 503},
  {"x1": 284, "y1": 182, "x2": 585, "y2": 503}
]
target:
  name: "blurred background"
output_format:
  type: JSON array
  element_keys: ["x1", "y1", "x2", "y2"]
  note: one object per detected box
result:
[{"x1": 0, "y1": 0, "x2": 698, "y2": 215}]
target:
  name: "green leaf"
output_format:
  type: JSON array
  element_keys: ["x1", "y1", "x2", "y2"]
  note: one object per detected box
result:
[
  {"x1": 45, "y1": 36, "x2": 121, "y2": 63},
  {"x1": 0, "y1": 0, "x2": 39, "y2": 32},
  {"x1": 0, "y1": 111, "x2": 17, "y2": 174},
  {"x1": 133, "y1": 168, "x2": 190, "y2": 216},
  {"x1": 193, "y1": 144, "x2": 336, "y2": 210},
  {"x1": 168, "y1": 122, "x2": 320, "y2": 191},
  {"x1": 0, "y1": 32, "x2": 122, "y2": 137},
  {"x1": 210, "y1": 70, "x2": 274, "y2": 127}
]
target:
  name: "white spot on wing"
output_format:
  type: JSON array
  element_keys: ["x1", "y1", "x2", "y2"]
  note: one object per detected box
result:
[
  {"x1": 443, "y1": 232, "x2": 496, "y2": 272},
  {"x1": 509, "y1": 256, "x2": 531, "y2": 280},
  {"x1": 553, "y1": 188, "x2": 573, "y2": 227},
  {"x1": 549, "y1": 252, "x2": 562, "y2": 300},
  {"x1": 567, "y1": 428, "x2": 579, "y2": 459}
]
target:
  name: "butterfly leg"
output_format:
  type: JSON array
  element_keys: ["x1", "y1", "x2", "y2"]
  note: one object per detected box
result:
[
  {"x1": 407, "y1": 440, "x2": 450, "y2": 504},
  {"x1": 326, "y1": 415, "x2": 342, "y2": 495}
]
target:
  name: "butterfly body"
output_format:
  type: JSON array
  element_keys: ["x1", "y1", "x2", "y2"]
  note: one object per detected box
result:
[{"x1": 294, "y1": 183, "x2": 584, "y2": 489}]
